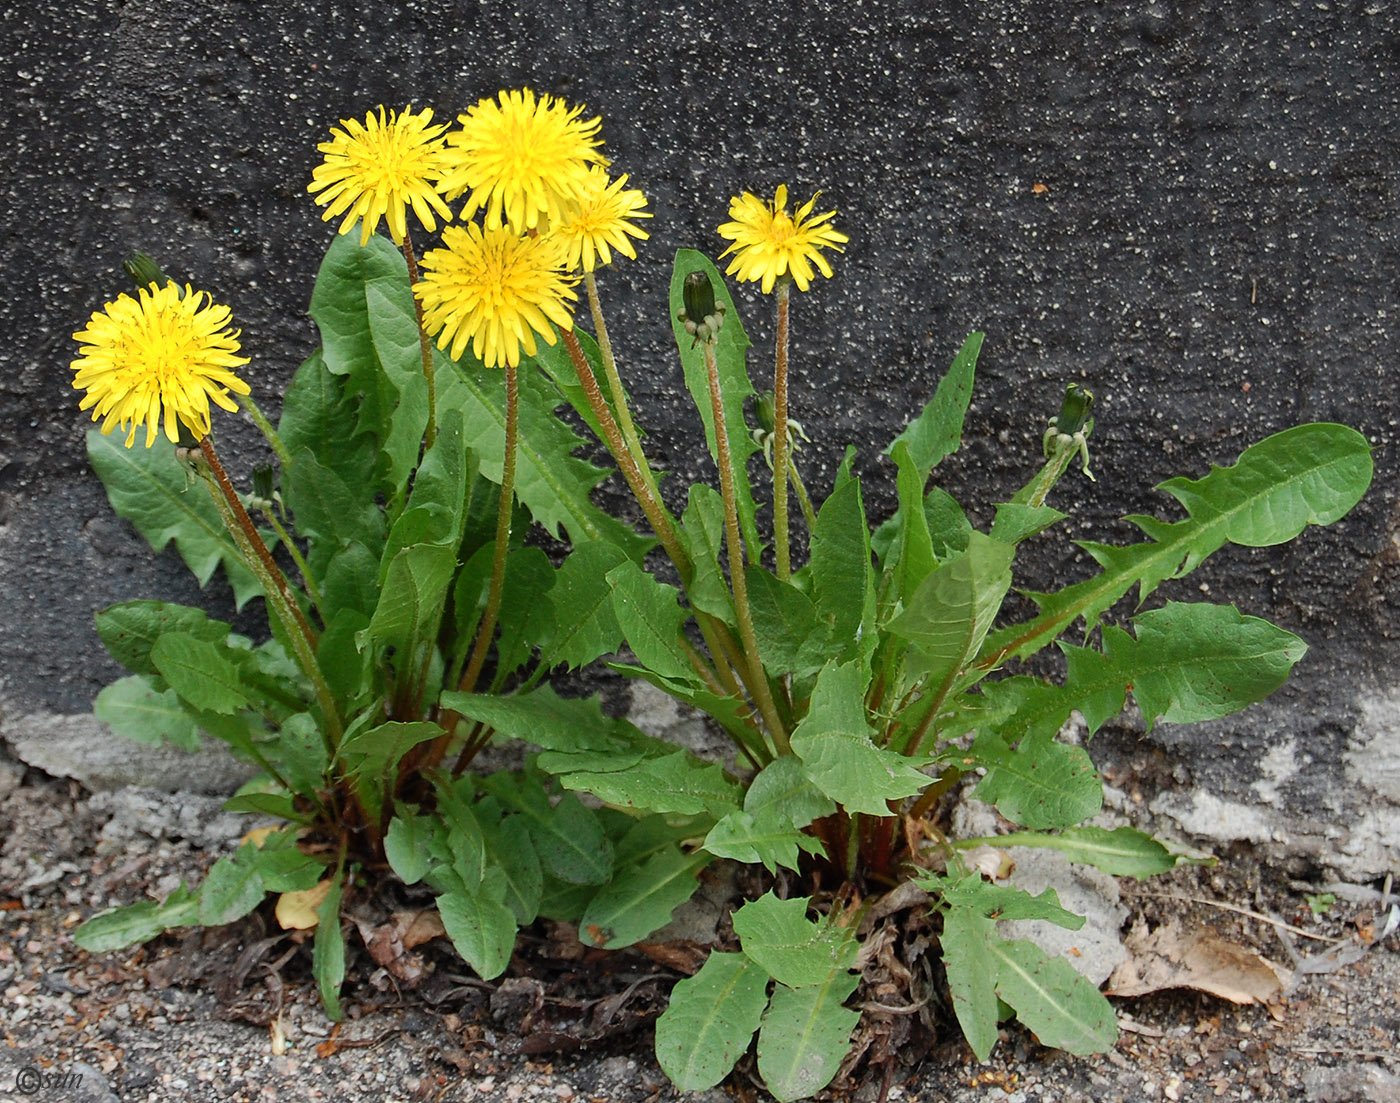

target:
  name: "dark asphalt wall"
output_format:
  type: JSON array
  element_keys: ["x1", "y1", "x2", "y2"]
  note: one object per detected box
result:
[{"x1": 4, "y1": 2, "x2": 1397, "y2": 824}]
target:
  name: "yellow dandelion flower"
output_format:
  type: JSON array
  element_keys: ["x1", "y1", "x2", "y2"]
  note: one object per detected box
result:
[
  {"x1": 413, "y1": 222, "x2": 577, "y2": 369},
  {"x1": 717, "y1": 184, "x2": 850, "y2": 293},
  {"x1": 72, "y1": 282, "x2": 251, "y2": 448},
  {"x1": 552, "y1": 167, "x2": 652, "y2": 272},
  {"x1": 308, "y1": 104, "x2": 453, "y2": 247},
  {"x1": 438, "y1": 87, "x2": 605, "y2": 233}
]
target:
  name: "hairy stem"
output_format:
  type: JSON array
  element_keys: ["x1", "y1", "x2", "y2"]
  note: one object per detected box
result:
[
  {"x1": 772, "y1": 280, "x2": 793, "y2": 580},
  {"x1": 239, "y1": 395, "x2": 291, "y2": 467},
  {"x1": 586, "y1": 271, "x2": 664, "y2": 507},
  {"x1": 701, "y1": 341, "x2": 790, "y2": 754},
  {"x1": 562, "y1": 329, "x2": 689, "y2": 573}
]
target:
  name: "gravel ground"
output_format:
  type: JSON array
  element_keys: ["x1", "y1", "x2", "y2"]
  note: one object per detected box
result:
[{"x1": 2, "y1": 755, "x2": 1397, "y2": 1103}]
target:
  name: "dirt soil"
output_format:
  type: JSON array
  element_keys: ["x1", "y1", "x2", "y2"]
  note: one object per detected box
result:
[{"x1": 2, "y1": 761, "x2": 1397, "y2": 1103}]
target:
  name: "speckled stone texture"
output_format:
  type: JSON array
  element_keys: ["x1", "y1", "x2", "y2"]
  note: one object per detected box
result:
[{"x1": 3, "y1": 2, "x2": 1397, "y2": 874}]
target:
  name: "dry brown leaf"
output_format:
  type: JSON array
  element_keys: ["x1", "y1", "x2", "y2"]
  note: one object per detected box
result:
[
  {"x1": 353, "y1": 909, "x2": 445, "y2": 985},
  {"x1": 1105, "y1": 919, "x2": 1293, "y2": 1004}
]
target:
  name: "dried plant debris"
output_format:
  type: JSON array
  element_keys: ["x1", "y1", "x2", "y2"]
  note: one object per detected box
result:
[{"x1": 1106, "y1": 919, "x2": 1293, "y2": 1006}]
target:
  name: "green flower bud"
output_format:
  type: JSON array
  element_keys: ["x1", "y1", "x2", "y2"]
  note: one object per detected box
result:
[
  {"x1": 1055, "y1": 383, "x2": 1094, "y2": 436},
  {"x1": 753, "y1": 390, "x2": 777, "y2": 436},
  {"x1": 678, "y1": 271, "x2": 727, "y2": 346},
  {"x1": 122, "y1": 251, "x2": 173, "y2": 293},
  {"x1": 682, "y1": 271, "x2": 716, "y2": 321},
  {"x1": 252, "y1": 464, "x2": 275, "y2": 503}
]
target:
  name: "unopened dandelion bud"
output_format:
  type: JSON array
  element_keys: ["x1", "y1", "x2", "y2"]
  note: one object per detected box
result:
[
  {"x1": 122, "y1": 251, "x2": 172, "y2": 292},
  {"x1": 250, "y1": 464, "x2": 276, "y2": 510},
  {"x1": 754, "y1": 390, "x2": 777, "y2": 435},
  {"x1": 682, "y1": 271, "x2": 717, "y2": 322},
  {"x1": 1054, "y1": 383, "x2": 1094, "y2": 436}
]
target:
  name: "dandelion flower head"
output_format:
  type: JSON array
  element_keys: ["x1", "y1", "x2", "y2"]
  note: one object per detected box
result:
[
  {"x1": 413, "y1": 222, "x2": 578, "y2": 369},
  {"x1": 552, "y1": 167, "x2": 652, "y2": 273},
  {"x1": 717, "y1": 184, "x2": 849, "y2": 293},
  {"x1": 438, "y1": 88, "x2": 605, "y2": 233},
  {"x1": 308, "y1": 104, "x2": 454, "y2": 246},
  {"x1": 72, "y1": 282, "x2": 251, "y2": 448}
]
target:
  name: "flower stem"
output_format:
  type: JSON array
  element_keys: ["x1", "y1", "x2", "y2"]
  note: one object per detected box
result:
[
  {"x1": 561, "y1": 329, "x2": 688, "y2": 574},
  {"x1": 701, "y1": 341, "x2": 789, "y2": 754},
  {"x1": 787, "y1": 453, "x2": 819, "y2": 533},
  {"x1": 401, "y1": 234, "x2": 437, "y2": 451},
  {"x1": 459, "y1": 360, "x2": 518, "y2": 695},
  {"x1": 263, "y1": 509, "x2": 322, "y2": 613},
  {"x1": 199, "y1": 439, "x2": 316, "y2": 650},
  {"x1": 239, "y1": 395, "x2": 291, "y2": 467},
  {"x1": 196, "y1": 439, "x2": 342, "y2": 751},
  {"x1": 586, "y1": 271, "x2": 664, "y2": 507},
  {"x1": 772, "y1": 280, "x2": 793, "y2": 580}
]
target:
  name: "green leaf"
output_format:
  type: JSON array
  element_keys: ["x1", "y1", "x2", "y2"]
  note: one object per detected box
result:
[
  {"x1": 278, "y1": 350, "x2": 376, "y2": 494},
  {"x1": 440, "y1": 351, "x2": 652, "y2": 559},
  {"x1": 932, "y1": 868, "x2": 1102, "y2": 1059},
  {"x1": 607, "y1": 560, "x2": 695, "y2": 684},
  {"x1": 95, "y1": 601, "x2": 232, "y2": 677},
  {"x1": 308, "y1": 234, "x2": 428, "y2": 501},
  {"x1": 541, "y1": 541, "x2": 629, "y2": 671},
  {"x1": 990, "y1": 502, "x2": 1067, "y2": 546},
  {"x1": 890, "y1": 439, "x2": 937, "y2": 601},
  {"x1": 87, "y1": 430, "x2": 264, "y2": 608},
  {"x1": 74, "y1": 884, "x2": 199, "y2": 953},
  {"x1": 670, "y1": 249, "x2": 763, "y2": 560},
  {"x1": 886, "y1": 332, "x2": 982, "y2": 478},
  {"x1": 731, "y1": 892, "x2": 857, "y2": 988},
  {"x1": 744, "y1": 754, "x2": 838, "y2": 827},
  {"x1": 968, "y1": 826, "x2": 1201, "y2": 880},
  {"x1": 437, "y1": 883, "x2": 517, "y2": 980},
  {"x1": 1067, "y1": 603, "x2": 1308, "y2": 733},
  {"x1": 151, "y1": 633, "x2": 250, "y2": 715},
  {"x1": 756, "y1": 975, "x2": 861, "y2": 1102},
  {"x1": 790, "y1": 662, "x2": 928, "y2": 815},
  {"x1": 495, "y1": 546, "x2": 557, "y2": 678},
  {"x1": 338, "y1": 721, "x2": 441, "y2": 786},
  {"x1": 252, "y1": 829, "x2": 326, "y2": 893},
  {"x1": 561, "y1": 749, "x2": 742, "y2": 818},
  {"x1": 95, "y1": 676, "x2": 200, "y2": 751},
  {"x1": 968, "y1": 729, "x2": 1102, "y2": 830},
  {"x1": 320, "y1": 541, "x2": 382, "y2": 622},
  {"x1": 364, "y1": 540, "x2": 456, "y2": 678},
  {"x1": 405, "y1": 407, "x2": 472, "y2": 547},
  {"x1": 989, "y1": 937, "x2": 1117, "y2": 1055},
  {"x1": 486, "y1": 784, "x2": 613, "y2": 887},
  {"x1": 681, "y1": 484, "x2": 735, "y2": 624},
  {"x1": 313, "y1": 867, "x2": 345, "y2": 1021},
  {"x1": 384, "y1": 806, "x2": 435, "y2": 885},
  {"x1": 809, "y1": 477, "x2": 875, "y2": 663},
  {"x1": 704, "y1": 758, "x2": 834, "y2": 873},
  {"x1": 440, "y1": 686, "x2": 660, "y2": 763},
  {"x1": 938, "y1": 904, "x2": 1001, "y2": 1061},
  {"x1": 282, "y1": 447, "x2": 386, "y2": 578},
  {"x1": 579, "y1": 846, "x2": 710, "y2": 948},
  {"x1": 197, "y1": 842, "x2": 268, "y2": 926},
  {"x1": 745, "y1": 567, "x2": 829, "y2": 677},
  {"x1": 703, "y1": 810, "x2": 825, "y2": 874},
  {"x1": 655, "y1": 952, "x2": 769, "y2": 1092},
  {"x1": 889, "y1": 530, "x2": 1014, "y2": 694},
  {"x1": 981, "y1": 423, "x2": 1374, "y2": 669},
  {"x1": 484, "y1": 815, "x2": 543, "y2": 925}
]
